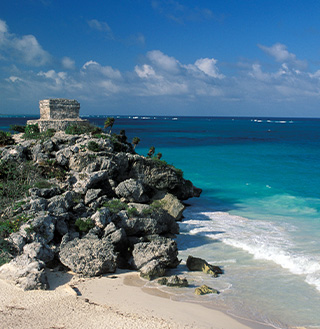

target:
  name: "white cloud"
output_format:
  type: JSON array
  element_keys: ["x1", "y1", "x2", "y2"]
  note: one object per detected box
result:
[
  {"x1": 258, "y1": 43, "x2": 307, "y2": 69},
  {"x1": 88, "y1": 19, "x2": 112, "y2": 32},
  {"x1": 81, "y1": 60, "x2": 122, "y2": 79},
  {"x1": 147, "y1": 50, "x2": 180, "y2": 73},
  {"x1": 62, "y1": 57, "x2": 75, "y2": 69},
  {"x1": 82, "y1": 60, "x2": 99, "y2": 70},
  {"x1": 87, "y1": 19, "x2": 114, "y2": 39},
  {"x1": 3, "y1": 48, "x2": 320, "y2": 116},
  {"x1": 0, "y1": 19, "x2": 51, "y2": 66},
  {"x1": 0, "y1": 19, "x2": 8, "y2": 34},
  {"x1": 194, "y1": 58, "x2": 224, "y2": 78},
  {"x1": 135, "y1": 64, "x2": 156, "y2": 78}
]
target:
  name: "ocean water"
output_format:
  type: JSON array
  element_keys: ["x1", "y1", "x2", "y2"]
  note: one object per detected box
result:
[{"x1": 2, "y1": 115, "x2": 320, "y2": 328}]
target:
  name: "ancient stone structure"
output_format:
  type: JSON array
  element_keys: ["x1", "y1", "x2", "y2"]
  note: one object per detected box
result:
[{"x1": 27, "y1": 99, "x2": 90, "y2": 132}]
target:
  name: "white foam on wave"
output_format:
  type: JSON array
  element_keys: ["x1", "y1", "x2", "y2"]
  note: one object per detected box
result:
[{"x1": 182, "y1": 211, "x2": 320, "y2": 292}]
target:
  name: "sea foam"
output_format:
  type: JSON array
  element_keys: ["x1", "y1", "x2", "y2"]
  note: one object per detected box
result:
[{"x1": 182, "y1": 210, "x2": 320, "y2": 292}]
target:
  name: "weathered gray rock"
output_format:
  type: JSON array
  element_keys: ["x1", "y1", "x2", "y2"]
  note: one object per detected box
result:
[
  {"x1": 115, "y1": 179, "x2": 149, "y2": 203},
  {"x1": 7, "y1": 232, "x2": 26, "y2": 252},
  {"x1": 1, "y1": 145, "x2": 28, "y2": 162},
  {"x1": 158, "y1": 275, "x2": 189, "y2": 287},
  {"x1": 59, "y1": 237, "x2": 118, "y2": 276},
  {"x1": 91, "y1": 208, "x2": 111, "y2": 228},
  {"x1": 29, "y1": 187, "x2": 61, "y2": 199},
  {"x1": 47, "y1": 191, "x2": 73, "y2": 214},
  {"x1": 153, "y1": 192, "x2": 185, "y2": 221},
  {"x1": 29, "y1": 197, "x2": 48, "y2": 212},
  {"x1": 23, "y1": 242, "x2": 54, "y2": 263},
  {"x1": 0, "y1": 254, "x2": 49, "y2": 290},
  {"x1": 85, "y1": 188, "x2": 102, "y2": 205},
  {"x1": 119, "y1": 209, "x2": 179, "y2": 236},
  {"x1": 131, "y1": 238, "x2": 180, "y2": 279},
  {"x1": 186, "y1": 255, "x2": 223, "y2": 277},
  {"x1": 72, "y1": 170, "x2": 110, "y2": 194},
  {"x1": 20, "y1": 214, "x2": 56, "y2": 244}
]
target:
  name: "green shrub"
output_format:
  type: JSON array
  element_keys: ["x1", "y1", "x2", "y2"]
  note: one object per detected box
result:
[
  {"x1": 10, "y1": 125, "x2": 26, "y2": 133},
  {"x1": 127, "y1": 207, "x2": 138, "y2": 217},
  {"x1": 142, "y1": 208, "x2": 153, "y2": 216},
  {"x1": 65, "y1": 124, "x2": 97, "y2": 135},
  {"x1": 0, "y1": 131, "x2": 14, "y2": 146},
  {"x1": 103, "y1": 199, "x2": 128, "y2": 214},
  {"x1": 87, "y1": 141, "x2": 100, "y2": 152},
  {"x1": 23, "y1": 124, "x2": 40, "y2": 139},
  {"x1": 42, "y1": 128, "x2": 55, "y2": 138},
  {"x1": 75, "y1": 218, "x2": 95, "y2": 232},
  {"x1": 34, "y1": 180, "x2": 55, "y2": 189}
]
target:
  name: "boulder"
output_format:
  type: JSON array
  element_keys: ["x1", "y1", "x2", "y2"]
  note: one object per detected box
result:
[
  {"x1": 119, "y1": 209, "x2": 179, "y2": 236},
  {"x1": 158, "y1": 275, "x2": 188, "y2": 287},
  {"x1": 20, "y1": 214, "x2": 56, "y2": 244},
  {"x1": 0, "y1": 254, "x2": 49, "y2": 290},
  {"x1": 59, "y1": 237, "x2": 118, "y2": 276},
  {"x1": 152, "y1": 192, "x2": 185, "y2": 221},
  {"x1": 131, "y1": 238, "x2": 180, "y2": 280},
  {"x1": 115, "y1": 178, "x2": 149, "y2": 203},
  {"x1": 85, "y1": 188, "x2": 102, "y2": 205},
  {"x1": 91, "y1": 208, "x2": 111, "y2": 228},
  {"x1": 23, "y1": 242, "x2": 55, "y2": 263},
  {"x1": 186, "y1": 255, "x2": 223, "y2": 277},
  {"x1": 195, "y1": 284, "x2": 219, "y2": 295}
]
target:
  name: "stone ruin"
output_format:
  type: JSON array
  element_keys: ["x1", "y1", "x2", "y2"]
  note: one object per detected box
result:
[{"x1": 27, "y1": 99, "x2": 90, "y2": 132}]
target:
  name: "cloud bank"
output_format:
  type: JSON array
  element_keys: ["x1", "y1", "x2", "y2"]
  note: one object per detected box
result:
[{"x1": 1, "y1": 19, "x2": 320, "y2": 116}]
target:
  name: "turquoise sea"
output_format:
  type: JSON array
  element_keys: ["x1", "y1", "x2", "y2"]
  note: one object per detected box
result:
[{"x1": 2, "y1": 115, "x2": 320, "y2": 328}]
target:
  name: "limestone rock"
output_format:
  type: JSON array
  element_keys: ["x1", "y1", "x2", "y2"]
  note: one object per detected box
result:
[
  {"x1": 153, "y1": 192, "x2": 185, "y2": 221},
  {"x1": 115, "y1": 178, "x2": 149, "y2": 203},
  {"x1": 119, "y1": 209, "x2": 179, "y2": 236},
  {"x1": 186, "y1": 255, "x2": 223, "y2": 277},
  {"x1": 59, "y1": 237, "x2": 118, "y2": 276},
  {"x1": 0, "y1": 254, "x2": 49, "y2": 290},
  {"x1": 158, "y1": 275, "x2": 188, "y2": 287},
  {"x1": 195, "y1": 284, "x2": 219, "y2": 295},
  {"x1": 131, "y1": 238, "x2": 180, "y2": 280}
]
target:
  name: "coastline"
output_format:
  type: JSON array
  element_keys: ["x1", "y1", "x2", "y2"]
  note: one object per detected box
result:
[{"x1": 0, "y1": 270, "x2": 275, "y2": 329}]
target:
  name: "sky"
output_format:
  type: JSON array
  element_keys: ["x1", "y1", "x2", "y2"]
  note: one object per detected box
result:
[{"x1": 1, "y1": 0, "x2": 320, "y2": 117}]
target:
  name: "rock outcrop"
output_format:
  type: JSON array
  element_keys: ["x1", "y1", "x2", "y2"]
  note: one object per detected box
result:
[
  {"x1": 0, "y1": 129, "x2": 201, "y2": 289},
  {"x1": 186, "y1": 255, "x2": 223, "y2": 277}
]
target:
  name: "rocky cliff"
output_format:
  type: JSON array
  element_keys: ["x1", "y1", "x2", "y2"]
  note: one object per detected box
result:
[{"x1": 0, "y1": 129, "x2": 201, "y2": 290}]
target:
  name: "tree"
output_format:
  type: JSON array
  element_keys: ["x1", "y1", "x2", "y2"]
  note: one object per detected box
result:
[
  {"x1": 104, "y1": 117, "x2": 115, "y2": 133},
  {"x1": 156, "y1": 152, "x2": 162, "y2": 160},
  {"x1": 132, "y1": 137, "x2": 140, "y2": 149},
  {"x1": 147, "y1": 146, "x2": 155, "y2": 157}
]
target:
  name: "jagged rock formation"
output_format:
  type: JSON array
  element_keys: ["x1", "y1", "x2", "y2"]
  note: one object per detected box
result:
[{"x1": 0, "y1": 130, "x2": 201, "y2": 290}]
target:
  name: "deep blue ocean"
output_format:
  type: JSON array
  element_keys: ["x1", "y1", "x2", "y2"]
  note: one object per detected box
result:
[{"x1": 2, "y1": 115, "x2": 320, "y2": 328}]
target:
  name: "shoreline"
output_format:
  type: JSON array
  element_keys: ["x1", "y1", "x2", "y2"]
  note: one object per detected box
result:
[{"x1": 0, "y1": 269, "x2": 277, "y2": 329}]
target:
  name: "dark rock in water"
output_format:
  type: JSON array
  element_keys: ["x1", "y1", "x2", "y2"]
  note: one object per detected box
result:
[
  {"x1": 195, "y1": 284, "x2": 219, "y2": 295},
  {"x1": 131, "y1": 238, "x2": 180, "y2": 280},
  {"x1": 158, "y1": 275, "x2": 188, "y2": 287},
  {"x1": 59, "y1": 237, "x2": 117, "y2": 276},
  {"x1": 186, "y1": 255, "x2": 223, "y2": 277}
]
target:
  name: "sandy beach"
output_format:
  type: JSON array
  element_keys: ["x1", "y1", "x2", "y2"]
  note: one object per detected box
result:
[{"x1": 0, "y1": 269, "x2": 274, "y2": 329}]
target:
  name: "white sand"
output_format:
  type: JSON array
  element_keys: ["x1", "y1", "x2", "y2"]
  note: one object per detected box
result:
[{"x1": 0, "y1": 270, "x2": 271, "y2": 329}]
